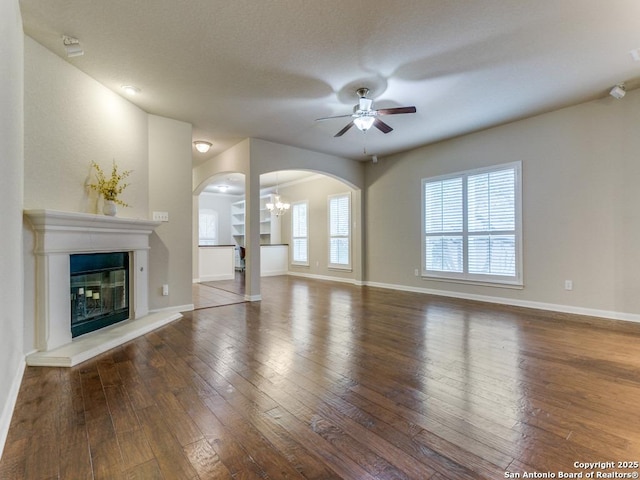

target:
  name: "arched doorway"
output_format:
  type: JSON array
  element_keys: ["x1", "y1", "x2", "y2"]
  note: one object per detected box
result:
[
  {"x1": 192, "y1": 138, "x2": 365, "y2": 301},
  {"x1": 193, "y1": 168, "x2": 362, "y2": 306}
]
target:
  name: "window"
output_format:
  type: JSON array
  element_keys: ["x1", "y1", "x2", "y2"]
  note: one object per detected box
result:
[
  {"x1": 198, "y1": 209, "x2": 218, "y2": 246},
  {"x1": 291, "y1": 201, "x2": 309, "y2": 265},
  {"x1": 328, "y1": 193, "x2": 351, "y2": 269},
  {"x1": 422, "y1": 162, "x2": 522, "y2": 286}
]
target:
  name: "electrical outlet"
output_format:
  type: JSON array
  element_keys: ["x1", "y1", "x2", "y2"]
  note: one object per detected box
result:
[
  {"x1": 414, "y1": 268, "x2": 419, "y2": 276},
  {"x1": 564, "y1": 280, "x2": 573, "y2": 291},
  {"x1": 162, "y1": 284, "x2": 169, "y2": 296},
  {"x1": 153, "y1": 211, "x2": 169, "y2": 222}
]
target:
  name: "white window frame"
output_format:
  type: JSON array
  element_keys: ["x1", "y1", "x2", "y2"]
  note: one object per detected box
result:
[
  {"x1": 291, "y1": 200, "x2": 309, "y2": 266},
  {"x1": 198, "y1": 209, "x2": 218, "y2": 246},
  {"x1": 328, "y1": 192, "x2": 351, "y2": 270},
  {"x1": 421, "y1": 161, "x2": 522, "y2": 287}
]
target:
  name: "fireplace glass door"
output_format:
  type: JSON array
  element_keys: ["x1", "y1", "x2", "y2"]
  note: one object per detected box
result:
[{"x1": 70, "y1": 252, "x2": 129, "y2": 337}]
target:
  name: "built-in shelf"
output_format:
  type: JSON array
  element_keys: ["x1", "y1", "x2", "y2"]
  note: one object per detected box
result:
[{"x1": 231, "y1": 194, "x2": 282, "y2": 246}]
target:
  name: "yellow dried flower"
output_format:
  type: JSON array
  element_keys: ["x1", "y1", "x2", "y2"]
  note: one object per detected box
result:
[{"x1": 88, "y1": 160, "x2": 132, "y2": 207}]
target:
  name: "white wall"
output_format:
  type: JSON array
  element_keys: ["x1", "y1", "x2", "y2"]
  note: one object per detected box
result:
[
  {"x1": 22, "y1": 36, "x2": 152, "y2": 354},
  {"x1": 366, "y1": 89, "x2": 640, "y2": 320},
  {"x1": 0, "y1": 0, "x2": 25, "y2": 457},
  {"x1": 193, "y1": 139, "x2": 250, "y2": 194},
  {"x1": 148, "y1": 115, "x2": 193, "y2": 311},
  {"x1": 23, "y1": 37, "x2": 149, "y2": 216}
]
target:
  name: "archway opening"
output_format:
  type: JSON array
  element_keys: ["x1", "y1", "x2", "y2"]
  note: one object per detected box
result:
[{"x1": 194, "y1": 169, "x2": 360, "y2": 284}]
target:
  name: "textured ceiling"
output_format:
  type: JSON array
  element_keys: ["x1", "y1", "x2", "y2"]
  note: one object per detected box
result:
[{"x1": 20, "y1": 0, "x2": 640, "y2": 166}]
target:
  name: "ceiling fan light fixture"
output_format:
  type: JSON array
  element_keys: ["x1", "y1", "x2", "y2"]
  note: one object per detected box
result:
[
  {"x1": 194, "y1": 141, "x2": 212, "y2": 153},
  {"x1": 359, "y1": 97, "x2": 373, "y2": 111},
  {"x1": 319, "y1": 87, "x2": 416, "y2": 137},
  {"x1": 354, "y1": 116, "x2": 375, "y2": 131}
]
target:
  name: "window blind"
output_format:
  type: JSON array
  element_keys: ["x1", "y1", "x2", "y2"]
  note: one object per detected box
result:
[
  {"x1": 329, "y1": 194, "x2": 350, "y2": 267},
  {"x1": 422, "y1": 163, "x2": 521, "y2": 284},
  {"x1": 291, "y1": 202, "x2": 308, "y2": 264},
  {"x1": 198, "y1": 210, "x2": 218, "y2": 246}
]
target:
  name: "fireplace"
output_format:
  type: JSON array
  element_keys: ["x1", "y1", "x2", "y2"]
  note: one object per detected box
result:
[
  {"x1": 24, "y1": 209, "x2": 183, "y2": 367},
  {"x1": 70, "y1": 252, "x2": 130, "y2": 337}
]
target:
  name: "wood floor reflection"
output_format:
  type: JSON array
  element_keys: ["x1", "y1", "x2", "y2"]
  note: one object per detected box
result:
[{"x1": 2, "y1": 276, "x2": 640, "y2": 479}]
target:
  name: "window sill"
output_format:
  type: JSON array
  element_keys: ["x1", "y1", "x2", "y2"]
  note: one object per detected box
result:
[
  {"x1": 329, "y1": 265, "x2": 352, "y2": 272},
  {"x1": 421, "y1": 275, "x2": 523, "y2": 290}
]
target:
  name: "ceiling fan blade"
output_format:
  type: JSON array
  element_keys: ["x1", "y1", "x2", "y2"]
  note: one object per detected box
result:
[
  {"x1": 374, "y1": 118, "x2": 393, "y2": 134},
  {"x1": 377, "y1": 106, "x2": 417, "y2": 115},
  {"x1": 315, "y1": 114, "x2": 354, "y2": 122},
  {"x1": 334, "y1": 121, "x2": 355, "y2": 137}
]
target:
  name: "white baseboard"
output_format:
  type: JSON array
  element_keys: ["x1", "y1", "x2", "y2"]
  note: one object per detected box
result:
[
  {"x1": 198, "y1": 274, "x2": 235, "y2": 282},
  {"x1": 288, "y1": 271, "x2": 360, "y2": 285},
  {"x1": 0, "y1": 359, "x2": 25, "y2": 460},
  {"x1": 208, "y1": 270, "x2": 639, "y2": 324},
  {"x1": 149, "y1": 303, "x2": 194, "y2": 314},
  {"x1": 365, "y1": 281, "x2": 640, "y2": 324},
  {"x1": 261, "y1": 269, "x2": 288, "y2": 277},
  {"x1": 245, "y1": 294, "x2": 262, "y2": 302}
]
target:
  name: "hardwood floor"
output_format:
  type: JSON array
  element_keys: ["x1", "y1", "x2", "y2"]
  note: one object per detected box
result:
[
  {"x1": 192, "y1": 274, "x2": 246, "y2": 310},
  {"x1": 3, "y1": 276, "x2": 640, "y2": 479}
]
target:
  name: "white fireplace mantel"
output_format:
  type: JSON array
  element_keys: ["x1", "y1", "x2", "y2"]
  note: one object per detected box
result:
[
  {"x1": 24, "y1": 209, "x2": 182, "y2": 367},
  {"x1": 25, "y1": 209, "x2": 161, "y2": 254}
]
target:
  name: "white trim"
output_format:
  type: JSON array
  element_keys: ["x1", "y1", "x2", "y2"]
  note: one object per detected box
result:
[
  {"x1": 421, "y1": 162, "x2": 522, "y2": 286},
  {"x1": 262, "y1": 268, "x2": 288, "y2": 277},
  {"x1": 328, "y1": 266, "x2": 353, "y2": 272},
  {"x1": 289, "y1": 270, "x2": 639, "y2": 324},
  {"x1": 198, "y1": 273, "x2": 235, "y2": 282},
  {"x1": 24, "y1": 209, "x2": 161, "y2": 254},
  {"x1": 420, "y1": 275, "x2": 524, "y2": 289},
  {"x1": 291, "y1": 261, "x2": 310, "y2": 267},
  {"x1": 0, "y1": 359, "x2": 25, "y2": 460},
  {"x1": 364, "y1": 280, "x2": 640, "y2": 324},
  {"x1": 291, "y1": 200, "x2": 309, "y2": 265},
  {"x1": 245, "y1": 294, "x2": 262, "y2": 302},
  {"x1": 23, "y1": 210, "x2": 161, "y2": 352},
  {"x1": 261, "y1": 173, "x2": 325, "y2": 194},
  {"x1": 328, "y1": 192, "x2": 352, "y2": 270},
  {"x1": 149, "y1": 303, "x2": 194, "y2": 314},
  {"x1": 288, "y1": 271, "x2": 360, "y2": 286}
]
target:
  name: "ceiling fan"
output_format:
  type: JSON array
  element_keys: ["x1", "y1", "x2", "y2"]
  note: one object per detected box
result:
[{"x1": 316, "y1": 87, "x2": 417, "y2": 137}]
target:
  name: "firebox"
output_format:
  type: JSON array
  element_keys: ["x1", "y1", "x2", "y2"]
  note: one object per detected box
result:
[{"x1": 70, "y1": 252, "x2": 129, "y2": 337}]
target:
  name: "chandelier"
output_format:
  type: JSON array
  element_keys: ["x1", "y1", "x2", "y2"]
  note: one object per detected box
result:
[
  {"x1": 265, "y1": 174, "x2": 290, "y2": 216},
  {"x1": 266, "y1": 194, "x2": 290, "y2": 216}
]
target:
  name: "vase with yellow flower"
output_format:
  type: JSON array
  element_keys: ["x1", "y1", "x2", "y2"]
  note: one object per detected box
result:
[{"x1": 87, "y1": 160, "x2": 132, "y2": 216}]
